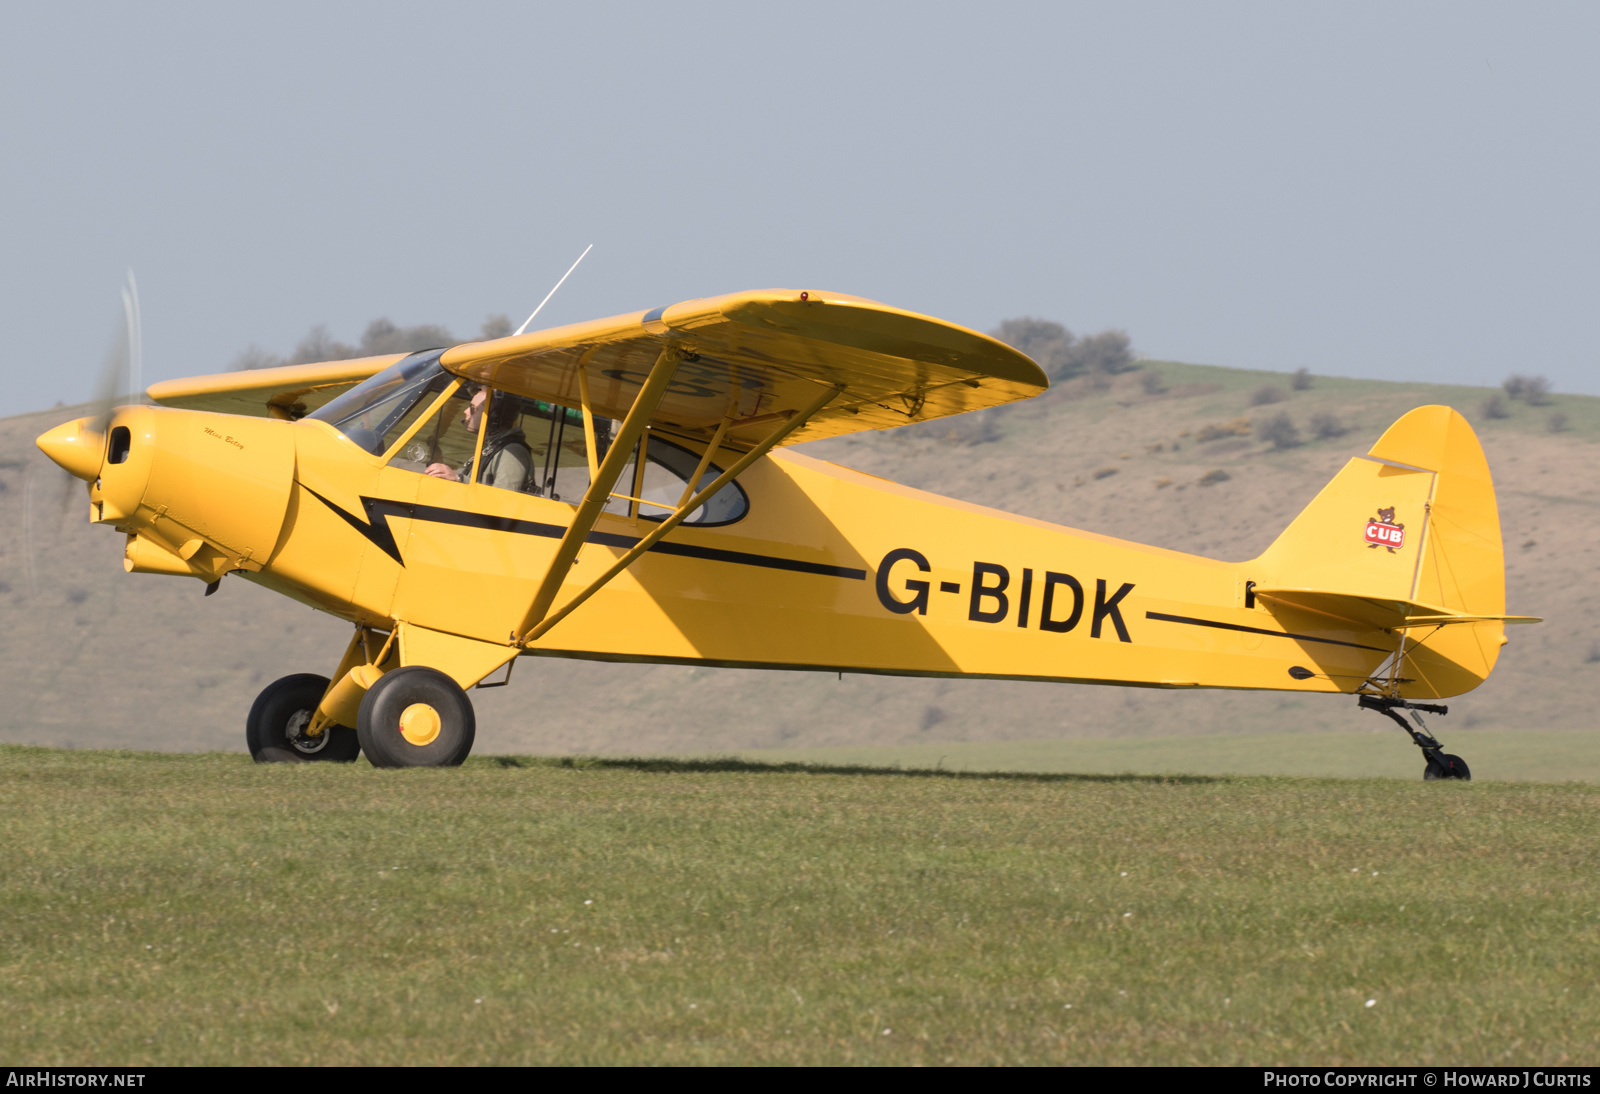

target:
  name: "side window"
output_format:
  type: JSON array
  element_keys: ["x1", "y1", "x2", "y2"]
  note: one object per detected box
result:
[
  {"x1": 536, "y1": 421, "x2": 747, "y2": 524},
  {"x1": 519, "y1": 398, "x2": 605, "y2": 501},
  {"x1": 389, "y1": 387, "x2": 546, "y2": 494},
  {"x1": 617, "y1": 434, "x2": 749, "y2": 526},
  {"x1": 384, "y1": 384, "x2": 749, "y2": 525}
]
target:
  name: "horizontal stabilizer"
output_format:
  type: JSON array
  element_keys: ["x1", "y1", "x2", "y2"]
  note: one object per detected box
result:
[{"x1": 1253, "y1": 587, "x2": 1541, "y2": 631}]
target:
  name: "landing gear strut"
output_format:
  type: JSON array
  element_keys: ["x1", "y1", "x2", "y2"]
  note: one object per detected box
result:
[{"x1": 1358, "y1": 695, "x2": 1470, "y2": 781}]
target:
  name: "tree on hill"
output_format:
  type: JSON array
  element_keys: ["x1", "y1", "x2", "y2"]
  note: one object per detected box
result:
[
  {"x1": 356, "y1": 318, "x2": 454, "y2": 357},
  {"x1": 990, "y1": 318, "x2": 1137, "y2": 381},
  {"x1": 232, "y1": 315, "x2": 514, "y2": 370},
  {"x1": 1503, "y1": 374, "x2": 1552, "y2": 406}
]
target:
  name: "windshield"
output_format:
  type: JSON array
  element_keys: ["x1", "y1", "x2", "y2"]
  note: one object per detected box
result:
[{"x1": 306, "y1": 350, "x2": 447, "y2": 455}]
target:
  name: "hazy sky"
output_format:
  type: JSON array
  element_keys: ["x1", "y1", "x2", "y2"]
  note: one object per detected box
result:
[{"x1": 2, "y1": 1, "x2": 1596, "y2": 418}]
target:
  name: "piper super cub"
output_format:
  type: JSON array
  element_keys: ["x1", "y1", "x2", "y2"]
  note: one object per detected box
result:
[{"x1": 36, "y1": 289, "x2": 1537, "y2": 777}]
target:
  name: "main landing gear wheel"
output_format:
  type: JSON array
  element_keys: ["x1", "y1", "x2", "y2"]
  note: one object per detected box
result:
[
  {"x1": 247, "y1": 673, "x2": 361, "y2": 763},
  {"x1": 1424, "y1": 753, "x2": 1471, "y2": 781},
  {"x1": 356, "y1": 666, "x2": 475, "y2": 768}
]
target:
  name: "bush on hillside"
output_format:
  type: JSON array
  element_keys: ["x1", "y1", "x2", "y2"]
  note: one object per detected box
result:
[
  {"x1": 1291, "y1": 368, "x2": 1313, "y2": 391},
  {"x1": 1503, "y1": 374, "x2": 1552, "y2": 406},
  {"x1": 1066, "y1": 330, "x2": 1138, "y2": 377},
  {"x1": 1309, "y1": 412, "x2": 1348, "y2": 440},
  {"x1": 1258, "y1": 413, "x2": 1300, "y2": 450},
  {"x1": 1196, "y1": 418, "x2": 1253, "y2": 442},
  {"x1": 1481, "y1": 394, "x2": 1510, "y2": 420},
  {"x1": 1250, "y1": 384, "x2": 1286, "y2": 406}
]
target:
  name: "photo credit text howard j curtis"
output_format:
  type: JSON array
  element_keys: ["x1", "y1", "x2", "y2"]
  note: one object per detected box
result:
[{"x1": 1258, "y1": 1072, "x2": 1593, "y2": 1088}]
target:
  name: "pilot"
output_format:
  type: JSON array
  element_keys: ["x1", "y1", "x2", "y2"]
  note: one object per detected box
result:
[{"x1": 426, "y1": 387, "x2": 534, "y2": 490}]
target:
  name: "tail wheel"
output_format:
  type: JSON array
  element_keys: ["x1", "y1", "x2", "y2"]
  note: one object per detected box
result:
[
  {"x1": 1424, "y1": 753, "x2": 1471, "y2": 781},
  {"x1": 357, "y1": 666, "x2": 475, "y2": 768},
  {"x1": 247, "y1": 673, "x2": 361, "y2": 763}
]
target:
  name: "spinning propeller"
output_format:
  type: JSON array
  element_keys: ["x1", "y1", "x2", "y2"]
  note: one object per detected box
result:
[{"x1": 26, "y1": 272, "x2": 144, "y2": 594}]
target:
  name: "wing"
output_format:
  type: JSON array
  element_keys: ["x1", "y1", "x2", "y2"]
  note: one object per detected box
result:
[
  {"x1": 440, "y1": 289, "x2": 1047, "y2": 449},
  {"x1": 146, "y1": 355, "x2": 408, "y2": 419}
]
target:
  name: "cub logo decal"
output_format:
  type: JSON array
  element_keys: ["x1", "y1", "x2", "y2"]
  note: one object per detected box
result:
[{"x1": 1364, "y1": 506, "x2": 1405, "y2": 553}]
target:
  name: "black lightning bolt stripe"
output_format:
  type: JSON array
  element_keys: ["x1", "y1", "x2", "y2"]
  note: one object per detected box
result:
[
  {"x1": 1144, "y1": 611, "x2": 1389, "y2": 652},
  {"x1": 303, "y1": 487, "x2": 866, "y2": 580}
]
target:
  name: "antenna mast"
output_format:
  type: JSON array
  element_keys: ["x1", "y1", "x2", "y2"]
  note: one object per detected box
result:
[{"x1": 514, "y1": 244, "x2": 593, "y2": 336}]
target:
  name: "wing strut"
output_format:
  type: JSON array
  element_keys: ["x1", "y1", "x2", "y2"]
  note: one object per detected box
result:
[
  {"x1": 515, "y1": 381, "x2": 843, "y2": 647},
  {"x1": 513, "y1": 346, "x2": 684, "y2": 640}
]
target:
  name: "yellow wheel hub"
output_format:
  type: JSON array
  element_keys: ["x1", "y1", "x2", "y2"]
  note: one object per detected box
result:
[{"x1": 397, "y1": 703, "x2": 443, "y2": 747}]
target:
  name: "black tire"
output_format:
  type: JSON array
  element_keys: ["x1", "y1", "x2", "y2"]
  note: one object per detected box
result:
[
  {"x1": 246, "y1": 673, "x2": 361, "y2": 764},
  {"x1": 356, "y1": 666, "x2": 475, "y2": 769},
  {"x1": 1424, "y1": 753, "x2": 1471, "y2": 781}
]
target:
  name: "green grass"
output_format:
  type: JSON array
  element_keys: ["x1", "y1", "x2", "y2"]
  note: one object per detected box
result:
[
  {"x1": 726, "y1": 729, "x2": 1600, "y2": 784},
  {"x1": 3, "y1": 745, "x2": 1598, "y2": 1065}
]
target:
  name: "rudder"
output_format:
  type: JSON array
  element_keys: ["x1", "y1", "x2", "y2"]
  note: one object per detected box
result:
[{"x1": 1250, "y1": 405, "x2": 1508, "y2": 698}]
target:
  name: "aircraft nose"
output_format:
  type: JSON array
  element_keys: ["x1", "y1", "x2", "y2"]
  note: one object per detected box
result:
[{"x1": 36, "y1": 418, "x2": 104, "y2": 481}]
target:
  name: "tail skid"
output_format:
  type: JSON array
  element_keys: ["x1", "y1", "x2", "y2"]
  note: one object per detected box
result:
[{"x1": 1358, "y1": 694, "x2": 1472, "y2": 780}]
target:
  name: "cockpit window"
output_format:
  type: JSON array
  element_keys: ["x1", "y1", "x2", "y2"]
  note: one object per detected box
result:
[
  {"x1": 308, "y1": 361, "x2": 749, "y2": 525},
  {"x1": 306, "y1": 351, "x2": 447, "y2": 455},
  {"x1": 386, "y1": 383, "x2": 478, "y2": 478}
]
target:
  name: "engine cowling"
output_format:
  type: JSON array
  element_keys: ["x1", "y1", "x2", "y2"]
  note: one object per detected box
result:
[{"x1": 39, "y1": 406, "x2": 297, "y2": 577}]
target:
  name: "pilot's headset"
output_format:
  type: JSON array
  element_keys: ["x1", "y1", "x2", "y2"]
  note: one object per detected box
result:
[{"x1": 481, "y1": 388, "x2": 525, "y2": 435}]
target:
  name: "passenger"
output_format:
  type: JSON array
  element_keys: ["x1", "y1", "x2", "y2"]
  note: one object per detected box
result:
[{"x1": 426, "y1": 388, "x2": 534, "y2": 490}]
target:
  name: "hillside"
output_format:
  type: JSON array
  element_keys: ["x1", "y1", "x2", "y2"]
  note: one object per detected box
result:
[{"x1": 1, "y1": 362, "x2": 1596, "y2": 757}]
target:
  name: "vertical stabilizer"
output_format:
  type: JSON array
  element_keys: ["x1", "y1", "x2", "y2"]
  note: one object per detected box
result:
[{"x1": 1251, "y1": 406, "x2": 1507, "y2": 697}]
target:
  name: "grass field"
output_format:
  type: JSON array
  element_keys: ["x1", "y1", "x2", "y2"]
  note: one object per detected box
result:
[
  {"x1": 727, "y1": 728, "x2": 1600, "y2": 784},
  {"x1": 3, "y1": 745, "x2": 1598, "y2": 1065}
]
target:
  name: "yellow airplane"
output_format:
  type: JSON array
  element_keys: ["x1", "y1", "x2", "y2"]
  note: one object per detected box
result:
[{"x1": 36, "y1": 289, "x2": 1537, "y2": 778}]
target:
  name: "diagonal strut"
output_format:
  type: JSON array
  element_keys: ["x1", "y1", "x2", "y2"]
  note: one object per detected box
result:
[
  {"x1": 512, "y1": 346, "x2": 683, "y2": 641},
  {"x1": 516, "y1": 381, "x2": 843, "y2": 647}
]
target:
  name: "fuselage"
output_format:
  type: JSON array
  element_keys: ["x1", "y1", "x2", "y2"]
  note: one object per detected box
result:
[{"x1": 60, "y1": 401, "x2": 1417, "y2": 697}]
